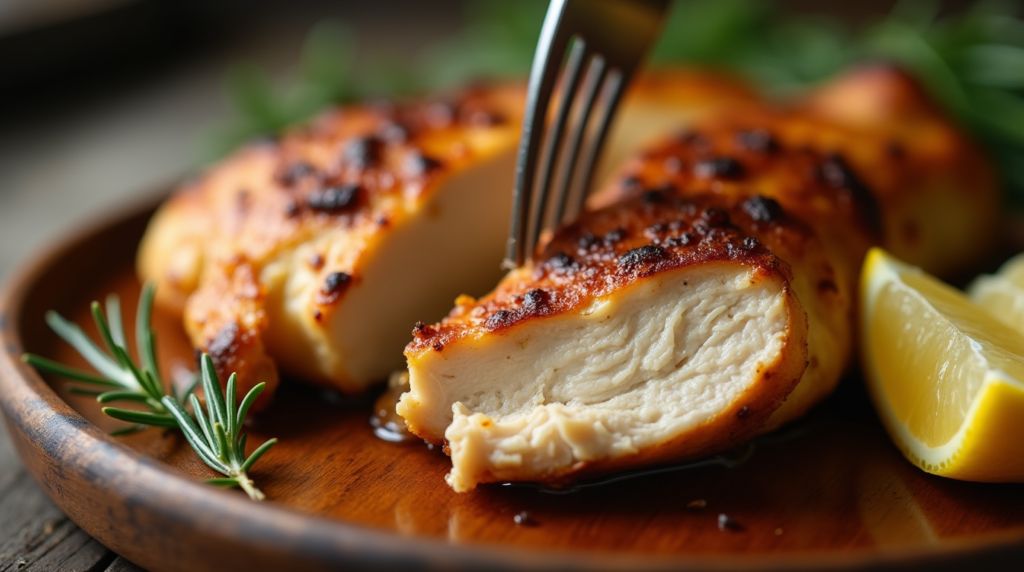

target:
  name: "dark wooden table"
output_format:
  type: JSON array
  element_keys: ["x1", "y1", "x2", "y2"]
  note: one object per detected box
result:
[{"x1": 0, "y1": 420, "x2": 145, "y2": 571}]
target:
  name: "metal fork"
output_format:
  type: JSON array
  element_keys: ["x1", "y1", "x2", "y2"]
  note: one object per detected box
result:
[{"x1": 504, "y1": 0, "x2": 669, "y2": 269}]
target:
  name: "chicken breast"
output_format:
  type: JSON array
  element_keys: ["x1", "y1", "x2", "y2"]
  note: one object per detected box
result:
[
  {"x1": 398, "y1": 65, "x2": 999, "y2": 491},
  {"x1": 137, "y1": 70, "x2": 756, "y2": 404}
]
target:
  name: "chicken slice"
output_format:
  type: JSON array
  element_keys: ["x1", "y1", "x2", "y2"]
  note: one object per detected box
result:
[
  {"x1": 137, "y1": 70, "x2": 756, "y2": 404},
  {"x1": 398, "y1": 191, "x2": 838, "y2": 491},
  {"x1": 398, "y1": 65, "x2": 999, "y2": 491}
]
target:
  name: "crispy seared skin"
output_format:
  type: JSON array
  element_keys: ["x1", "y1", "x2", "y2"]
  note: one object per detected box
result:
[
  {"x1": 137, "y1": 69, "x2": 756, "y2": 405},
  {"x1": 402, "y1": 191, "x2": 817, "y2": 453},
  {"x1": 399, "y1": 64, "x2": 999, "y2": 489}
]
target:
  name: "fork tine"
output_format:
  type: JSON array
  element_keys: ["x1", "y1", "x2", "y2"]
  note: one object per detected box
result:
[
  {"x1": 526, "y1": 38, "x2": 588, "y2": 262},
  {"x1": 505, "y1": 0, "x2": 574, "y2": 269},
  {"x1": 569, "y1": 69, "x2": 629, "y2": 222},
  {"x1": 543, "y1": 56, "x2": 607, "y2": 249}
]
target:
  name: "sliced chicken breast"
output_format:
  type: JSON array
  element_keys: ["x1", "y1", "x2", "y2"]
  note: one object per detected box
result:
[
  {"x1": 399, "y1": 65, "x2": 999, "y2": 491},
  {"x1": 137, "y1": 70, "x2": 756, "y2": 404}
]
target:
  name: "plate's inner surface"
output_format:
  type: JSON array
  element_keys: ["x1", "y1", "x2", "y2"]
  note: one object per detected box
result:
[{"x1": 21, "y1": 213, "x2": 1024, "y2": 556}]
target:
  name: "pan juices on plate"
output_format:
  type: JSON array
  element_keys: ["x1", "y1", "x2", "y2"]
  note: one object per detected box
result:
[
  {"x1": 136, "y1": 70, "x2": 756, "y2": 405},
  {"x1": 398, "y1": 65, "x2": 998, "y2": 492}
]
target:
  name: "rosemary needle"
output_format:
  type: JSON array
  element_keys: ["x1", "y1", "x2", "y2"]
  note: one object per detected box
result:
[{"x1": 22, "y1": 283, "x2": 278, "y2": 501}]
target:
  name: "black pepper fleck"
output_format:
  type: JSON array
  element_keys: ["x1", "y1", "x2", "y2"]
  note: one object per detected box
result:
[
  {"x1": 619, "y1": 245, "x2": 667, "y2": 268},
  {"x1": 547, "y1": 252, "x2": 575, "y2": 270},
  {"x1": 432, "y1": 342, "x2": 444, "y2": 352},
  {"x1": 644, "y1": 222, "x2": 668, "y2": 238},
  {"x1": 486, "y1": 310, "x2": 512, "y2": 329},
  {"x1": 737, "y1": 405, "x2": 751, "y2": 418},
  {"x1": 701, "y1": 207, "x2": 731, "y2": 227},
  {"x1": 322, "y1": 272, "x2": 352, "y2": 295},
  {"x1": 663, "y1": 233, "x2": 695, "y2": 247},
  {"x1": 342, "y1": 136, "x2": 382, "y2": 169},
  {"x1": 308, "y1": 184, "x2": 361, "y2": 213},
  {"x1": 603, "y1": 227, "x2": 628, "y2": 245},
  {"x1": 523, "y1": 289, "x2": 549, "y2": 309},
  {"x1": 818, "y1": 154, "x2": 881, "y2": 231},
  {"x1": 642, "y1": 189, "x2": 666, "y2": 204},
  {"x1": 743, "y1": 196, "x2": 784, "y2": 223},
  {"x1": 694, "y1": 157, "x2": 744, "y2": 179},
  {"x1": 406, "y1": 152, "x2": 442, "y2": 177},
  {"x1": 577, "y1": 232, "x2": 599, "y2": 251}
]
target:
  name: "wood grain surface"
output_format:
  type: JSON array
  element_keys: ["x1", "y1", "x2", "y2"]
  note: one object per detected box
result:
[
  {"x1": 0, "y1": 421, "x2": 144, "y2": 571},
  {"x1": 2, "y1": 202, "x2": 1024, "y2": 571}
]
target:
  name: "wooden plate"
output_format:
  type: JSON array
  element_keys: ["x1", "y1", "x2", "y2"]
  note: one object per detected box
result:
[{"x1": 2, "y1": 198, "x2": 1024, "y2": 572}]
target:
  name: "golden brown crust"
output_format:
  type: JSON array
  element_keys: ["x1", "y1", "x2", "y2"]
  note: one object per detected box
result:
[
  {"x1": 407, "y1": 191, "x2": 808, "y2": 357},
  {"x1": 139, "y1": 84, "x2": 528, "y2": 399},
  {"x1": 138, "y1": 67, "x2": 759, "y2": 402}
]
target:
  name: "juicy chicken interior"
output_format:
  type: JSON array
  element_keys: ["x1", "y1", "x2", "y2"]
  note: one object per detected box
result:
[
  {"x1": 398, "y1": 64, "x2": 999, "y2": 492},
  {"x1": 137, "y1": 70, "x2": 756, "y2": 404}
]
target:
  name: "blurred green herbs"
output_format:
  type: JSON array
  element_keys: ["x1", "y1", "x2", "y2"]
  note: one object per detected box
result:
[{"x1": 203, "y1": 0, "x2": 1024, "y2": 199}]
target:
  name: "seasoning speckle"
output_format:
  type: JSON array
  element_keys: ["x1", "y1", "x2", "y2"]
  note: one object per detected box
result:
[
  {"x1": 308, "y1": 184, "x2": 360, "y2": 213},
  {"x1": 577, "y1": 232, "x2": 599, "y2": 251},
  {"x1": 486, "y1": 309, "x2": 512, "y2": 329},
  {"x1": 701, "y1": 207, "x2": 730, "y2": 227},
  {"x1": 523, "y1": 289, "x2": 549, "y2": 309},
  {"x1": 619, "y1": 245, "x2": 667, "y2": 268},
  {"x1": 603, "y1": 227, "x2": 628, "y2": 245},
  {"x1": 343, "y1": 136, "x2": 382, "y2": 169},
  {"x1": 737, "y1": 405, "x2": 751, "y2": 418},
  {"x1": 406, "y1": 151, "x2": 442, "y2": 177},
  {"x1": 322, "y1": 272, "x2": 352, "y2": 295},
  {"x1": 743, "y1": 196, "x2": 784, "y2": 223},
  {"x1": 642, "y1": 189, "x2": 666, "y2": 204},
  {"x1": 694, "y1": 157, "x2": 744, "y2": 179},
  {"x1": 663, "y1": 233, "x2": 695, "y2": 247},
  {"x1": 547, "y1": 252, "x2": 575, "y2": 270}
]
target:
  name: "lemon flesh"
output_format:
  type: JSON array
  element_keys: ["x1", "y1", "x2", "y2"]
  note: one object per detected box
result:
[
  {"x1": 968, "y1": 252, "x2": 1024, "y2": 332},
  {"x1": 861, "y1": 248, "x2": 1024, "y2": 482}
]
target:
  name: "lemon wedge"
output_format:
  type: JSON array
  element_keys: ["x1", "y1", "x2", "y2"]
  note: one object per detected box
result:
[
  {"x1": 968, "y1": 252, "x2": 1024, "y2": 332},
  {"x1": 860, "y1": 247, "x2": 1024, "y2": 482}
]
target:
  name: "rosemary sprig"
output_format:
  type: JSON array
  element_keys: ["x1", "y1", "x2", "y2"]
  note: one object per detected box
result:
[
  {"x1": 161, "y1": 355, "x2": 277, "y2": 501},
  {"x1": 22, "y1": 283, "x2": 277, "y2": 501},
  {"x1": 22, "y1": 283, "x2": 186, "y2": 434}
]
